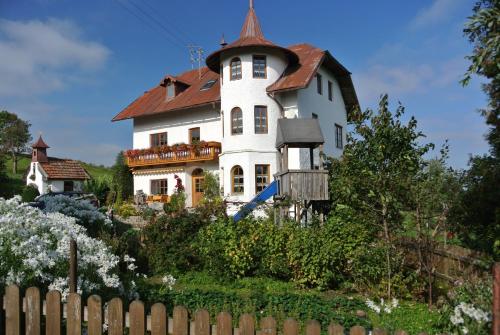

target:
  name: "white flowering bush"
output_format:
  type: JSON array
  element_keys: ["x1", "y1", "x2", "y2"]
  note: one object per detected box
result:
[
  {"x1": 440, "y1": 279, "x2": 492, "y2": 335},
  {"x1": 0, "y1": 196, "x2": 121, "y2": 299}
]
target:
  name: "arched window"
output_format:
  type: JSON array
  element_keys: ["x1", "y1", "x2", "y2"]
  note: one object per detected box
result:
[
  {"x1": 231, "y1": 107, "x2": 243, "y2": 135},
  {"x1": 231, "y1": 166, "x2": 244, "y2": 194},
  {"x1": 230, "y1": 57, "x2": 242, "y2": 80}
]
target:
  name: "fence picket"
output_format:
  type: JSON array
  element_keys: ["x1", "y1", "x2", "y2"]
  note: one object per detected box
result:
[
  {"x1": 395, "y1": 331, "x2": 408, "y2": 335},
  {"x1": 216, "y1": 312, "x2": 232, "y2": 335},
  {"x1": 67, "y1": 293, "x2": 82, "y2": 335},
  {"x1": 239, "y1": 314, "x2": 255, "y2": 335},
  {"x1": 328, "y1": 323, "x2": 343, "y2": 335},
  {"x1": 306, "y1": 320, "x2": 321, "y2": 335},
  {"x1": 349, "y1": 326, "x2": 366, "y2": 335},
  {"x1": 5, "y1": 284, "x2": 20, "y2": 335},
  {"x1": 108, "y1": 298, "x2": 124, "y2": 335},
  {"x1": 173, "y1": 306, "x2": 188, "y2": 335},
  {"x1": 87, "y1": 295, "x2": 102, "y2": 335},
  {"x1": 151, "y1": 303, "x2": 167, "y2": 335},
  {"x1": 130, "y1": 300, "x2": 145, "y2": 335},
  {"x1": 194, "y1": 309, "x2": 210, "y2": 335},
  {"x1": 45, "y1": 290, "x2": 61, "y2": 335},
  {"x1": 372, "y1": 329, "x2": 387, "y2": 335},
  {"x1": 283, "y1": 318, "x2": 298, "y2": 335},
  {"x1": 260, "y1": 316, "x2": 276, "y2": 335},
  {"x1": 25, "y1": 287, "x2": 41, "y2": 335}
]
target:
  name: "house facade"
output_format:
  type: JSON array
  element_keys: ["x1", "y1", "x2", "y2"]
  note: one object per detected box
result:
[
  {"x1": 26, "y1": 136, "x2": 91, "y2": 195},
  {"x1": 112, "y1": 2, "x2": 358, "y2": 209}
]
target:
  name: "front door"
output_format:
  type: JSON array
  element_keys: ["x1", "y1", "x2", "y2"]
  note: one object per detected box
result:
[{"x1": 192, "y1": 175, "x2": 204, "y2": 207}]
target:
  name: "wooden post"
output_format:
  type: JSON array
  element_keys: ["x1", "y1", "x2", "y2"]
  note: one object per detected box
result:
[
  {"x1": 25, "y1": 287, "x2": 41, "y2": 335},
  {"x1": 318, "y1": 144, "x2": 324, "y2": 170},
  {"x1": 5, "y1": 285, "x2": 20, "y2": 335},
  {"x1": 69, "y1": 239, "x2": 77, "y2": 293},
  {"x1": 494, "y1": 262, "x2": 500, "y2": 335},
  {"x1": 45, "y1": 291, "x2": 61, "y2": 335},
  {"x1": 283, "y1": 145, "x2": 288, "y2": 171}
]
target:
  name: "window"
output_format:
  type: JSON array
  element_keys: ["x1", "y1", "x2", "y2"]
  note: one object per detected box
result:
[
  {"x1": 230, "y1": 58, "x2": 242, "y2": 80},
  {"x1": 200, "y1": 79, "x2": 217, "y2": 91},
  {"x1": 150, "y1": 132, "x2": 168, "y2": 147},
  {"x1": 231, "y1": 107, "x2": 243, "y2": 135},
  {"x1": 167, "y1": 83, "x2": 175, "y2": 98},
  {"x1": 316, "y1": 73, "x2": 323, "y2": 95},
  {"x1": 231, "y1": 166, "x2": 244, "y2": 194},
  {"x1": 189, "y1": 127, "x2": 200, "y2": 144},
  {"x1": 335, "y1": 124, "x2": 343, "y2": 149},
  {"x1": 255, "y1": 165, "x2": 270, "y2": 193},
  {"x1": 328, "y1": 81, "x2": 333, "y2": 101},
  {"x1": 151, "y1": 179, "x2": 168, "y2": 195},
  {"x1": 253, "y1": 55, "x2": 267, "y2": 78},
  {"x1": 64, "y1": 181, "x2": 74, "y2": 192},
  {"x1": 254, "y1": 106, "x2": 268, "y2": 134},
  {"x1": 312, "y1": 113, "x2": 318, "y2": 119}
]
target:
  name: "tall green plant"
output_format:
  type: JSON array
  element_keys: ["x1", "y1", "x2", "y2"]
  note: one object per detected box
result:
[
  {"x1": 110, "y1": 151, "x2": 133, "y2": 204},
  {"x1": 329, "y1": 95, "x2": 434, "y2": 298}
]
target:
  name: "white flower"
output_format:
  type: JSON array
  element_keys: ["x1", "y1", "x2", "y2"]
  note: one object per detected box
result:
[{"x1": 161, "y1": 274, "x2": 176, "y2": 290}]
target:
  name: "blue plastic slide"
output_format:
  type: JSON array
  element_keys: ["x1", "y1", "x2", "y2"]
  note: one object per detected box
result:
[{"x1": 233, "y1": 180, "x2": 278, "y2": 222}]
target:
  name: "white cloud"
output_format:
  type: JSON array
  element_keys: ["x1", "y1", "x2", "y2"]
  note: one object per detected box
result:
[
  {"x1": 354, "y1": 57, "x2": 466, "y2": 104},
  {"x1": 410, "y1": 0, "x2": 464, "y2": 30},
  {"x1": 0, "y1": 18, "x2": 110, "y2": 97}
]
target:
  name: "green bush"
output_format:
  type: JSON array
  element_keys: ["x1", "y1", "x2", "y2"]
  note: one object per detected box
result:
[
  {"x1": 195, "y1": 207, "x2": 373, "y2": 289},
  {"x1": 141, "y1": 212, "x2": 210, "y2": 275},
  {"x1": 21, "y1": 184, "x2": 39, "y2": 202},
  {"x1": 114, "y1": 202, "x2": 138, "y2": 219}
]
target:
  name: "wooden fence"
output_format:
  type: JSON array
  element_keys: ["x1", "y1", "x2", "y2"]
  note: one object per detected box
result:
[{"x1": 0, "y1": 285, "x2": 427, "y2": 335}]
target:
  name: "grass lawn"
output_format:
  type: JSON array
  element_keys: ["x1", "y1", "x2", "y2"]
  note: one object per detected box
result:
[{"x1": 0, "y1": 154, "x2": 112, "y2": 198}]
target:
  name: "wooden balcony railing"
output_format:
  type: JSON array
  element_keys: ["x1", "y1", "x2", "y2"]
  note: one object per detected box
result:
[{"x1": 125, "y1": 141, "x2": 221, "y2": 168}]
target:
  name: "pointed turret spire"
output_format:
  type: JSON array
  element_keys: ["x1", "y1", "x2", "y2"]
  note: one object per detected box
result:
[
  {"x1": 220, "y1": 33, "x2": 228, "y2": 48},
  {"x1": 240, "y1": 0, "x2": 264, "y2": 39}
]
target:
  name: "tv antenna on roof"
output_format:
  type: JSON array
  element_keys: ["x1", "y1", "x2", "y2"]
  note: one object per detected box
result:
[{"x1": 188, "y1": 44, "x2": 204, "y2": 79}]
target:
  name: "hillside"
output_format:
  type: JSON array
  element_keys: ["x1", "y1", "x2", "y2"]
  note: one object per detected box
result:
[{"x1": 0, "y1": 154, "x2": 113, "y2": 198}]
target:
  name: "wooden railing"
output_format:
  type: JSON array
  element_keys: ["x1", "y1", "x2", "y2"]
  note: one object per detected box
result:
[
  {"x1": 1, "y1": 284, "x2": 429, "y2": 335},
  {"x1": 126, "y1": 142, "x2": 221, "y2": 168},
  {"x1": 276, "y1": 169, "x2": 329, "y2": 201}
]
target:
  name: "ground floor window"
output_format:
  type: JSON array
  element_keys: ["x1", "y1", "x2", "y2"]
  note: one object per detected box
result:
[
  {"x1": 151, "y1": 179, "x2": 168, "y2": 195},
  {"x1": 255, "y1": 164, "x2": 270, "y2": 193},
  {"x1": 231, "y1": 166, "x2": 244, "y2": 194},
  {"x1": 64, "y1": 180, "x2": 74, "y2": 192}
]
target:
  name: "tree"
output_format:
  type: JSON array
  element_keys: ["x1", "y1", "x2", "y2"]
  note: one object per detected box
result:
[
  {"x1": 329, "y1": 95, "x2": 434, "y2": 298},
  {"x1": 450, "y1": 0, "x2": 500, "y2": 259},
  {"x1": 0, "y1": 111, "x2": 32, "y2": 174},
  {"x1": 109, "y1": 151, "x2": 133, "y2": 204},
  {"x1": 413, "y1": 153, "x2": 462, "y2": 306}
]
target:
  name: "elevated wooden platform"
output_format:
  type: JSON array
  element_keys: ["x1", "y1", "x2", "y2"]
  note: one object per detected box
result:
[{"x1": 276, "y1": 169, "x2": 329, "y2": 201}]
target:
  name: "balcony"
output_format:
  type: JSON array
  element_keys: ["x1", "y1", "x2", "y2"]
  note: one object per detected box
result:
[
  {"x1": 125, "y1": 141, "x2": 221, "y2": 168},
  {"x1": 275, "y1": 169, "x2": 329, "y2": 201}
]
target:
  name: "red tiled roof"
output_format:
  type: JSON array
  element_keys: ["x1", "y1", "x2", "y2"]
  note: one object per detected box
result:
[
  {"x1": 40, "y1": 158, "x2": 90, "y2": 180},
  {"x1": 267, "y1": 44, "x2": 359, "y2": 111},
  {"x1": 112, "y1": 44, "x2": 358, "y2": 122},
  {"x1": 112, "y1": 67, "x2": 220, "y2": 121},
  {"x1": 32, "y1": 135, "x2": 50, "y2": 148}
]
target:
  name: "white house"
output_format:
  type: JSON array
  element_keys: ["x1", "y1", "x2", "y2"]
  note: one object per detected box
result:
[
  {"x1": 26, "y1": 135, "x2": 91, "y2": 194},
  {"x1": 112, "y1": 2, "x2": 359, "y2": 210}
]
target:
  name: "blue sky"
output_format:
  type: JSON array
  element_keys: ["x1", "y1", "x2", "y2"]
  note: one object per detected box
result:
[{"x1": 0, "y1": 0, "x2": 489, "y2": 168}]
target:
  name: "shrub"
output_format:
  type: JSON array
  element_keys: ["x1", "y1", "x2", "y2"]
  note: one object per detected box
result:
[
  {"x1": 437, "y1": 278, "x2": 492, "y2": 334},
  {"x1": 114, "y1": 202, "x2": 138, "y2": 219},
  {"x1": 142, "y1": 212, "x2": 210, "y2": 275},
  {"x1": 43, "y1": 195, "x2": 111, "y2": 237},
  {"x1": 0, "y1": 196, "x2": 122, "y2": 299},
  {"x1": 84, "y1": 178, "x2": 110, "y2": 205},
  {"x1": 21, "y1": 184, "x2": 39, "y2": 202}
]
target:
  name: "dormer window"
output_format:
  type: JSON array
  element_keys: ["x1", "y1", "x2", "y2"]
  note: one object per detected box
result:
[
  {"x1": 253, "y1": 55, "x2": 266, "y2": 78},
  {"x1": 200, "y1": 79, "x2": 217, "y2": 91},
  {"x1": 167, "y1": 83, "x2": 175, "y2": 99},
  {"x1": 230, "y1": 58, "x2": 242, "y2": 80}
]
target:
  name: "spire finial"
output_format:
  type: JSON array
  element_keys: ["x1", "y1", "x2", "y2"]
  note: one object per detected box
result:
[{"x1": 250, "y1": 0, "x2": 254, "y2": 9}]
